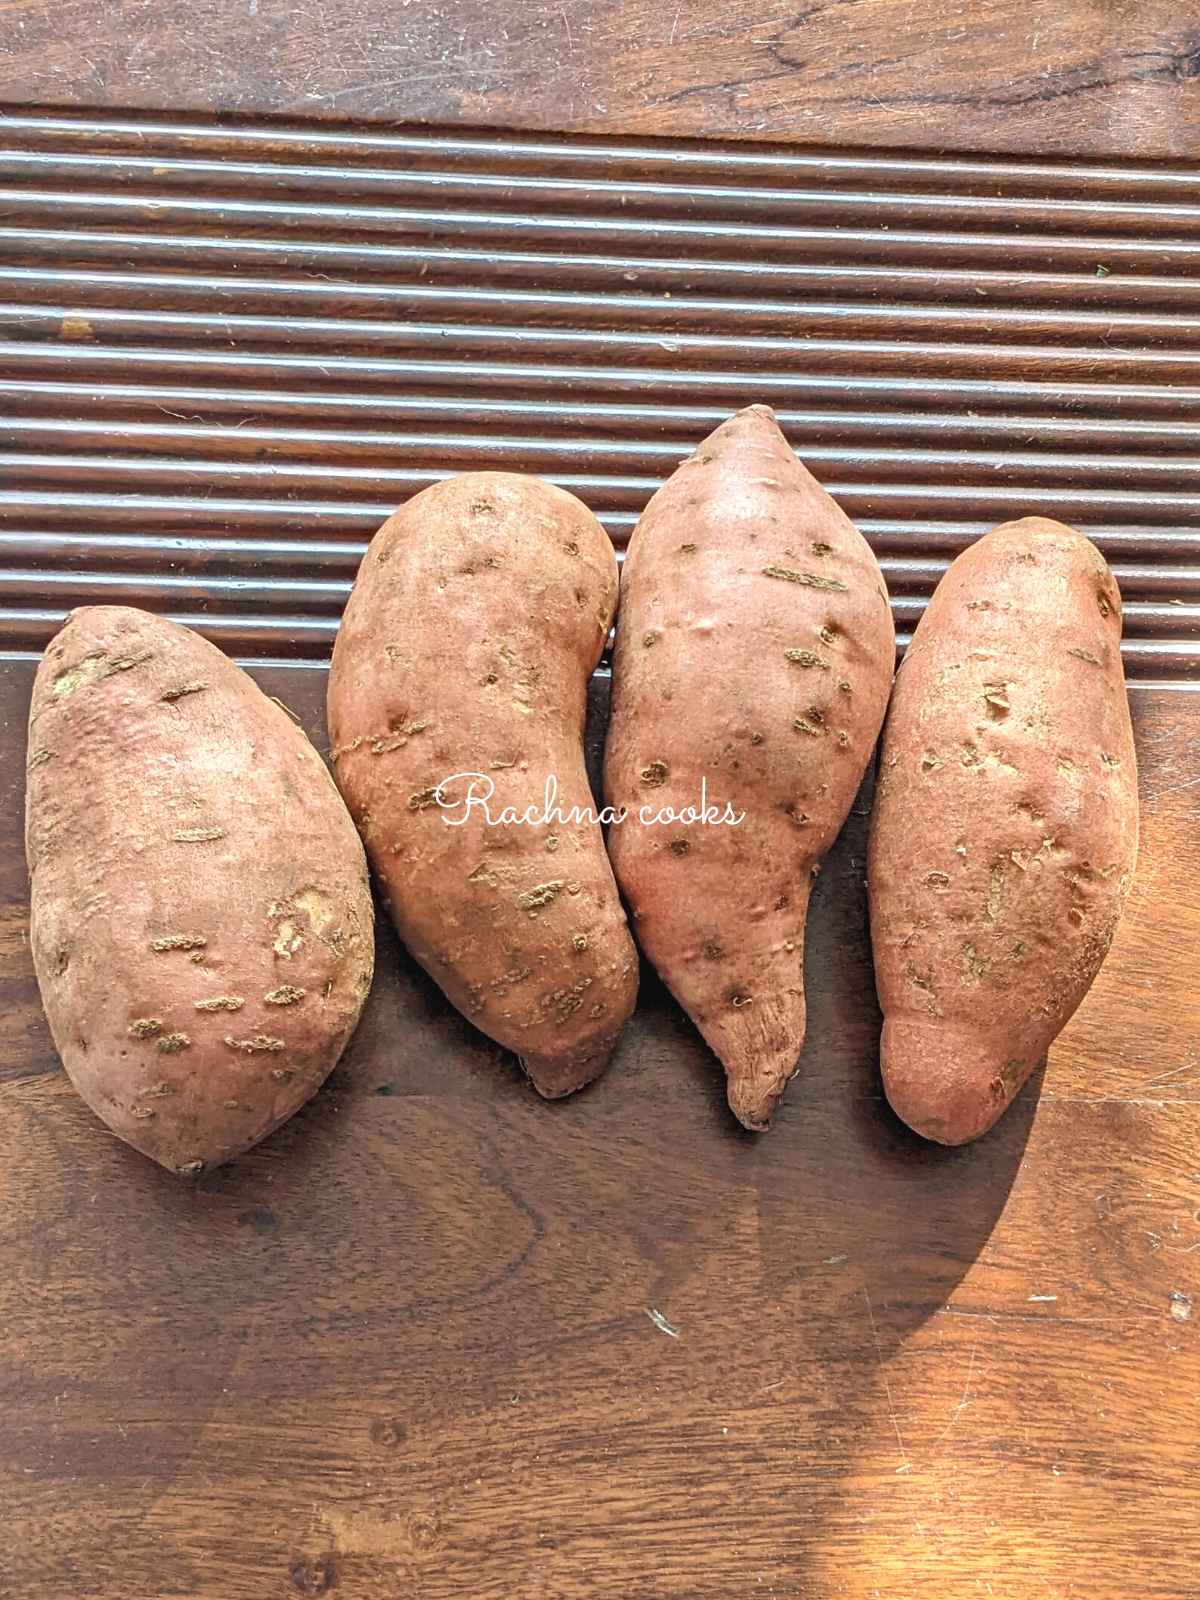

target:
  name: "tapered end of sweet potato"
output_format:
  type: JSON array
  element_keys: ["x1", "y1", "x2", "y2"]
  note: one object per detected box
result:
[
  {"x1": 519, "y1": 1034, "x2": 622, "y2": 1100},
  {"x1": 700, "y1": 992, "x2": 806, "y2": 1132},
  {"x1": 724, "y1": 1057, "x2": 799, "y2": 1132},
  {"x1": 880, "y1": 1017, "x2": 1037, "y2": 1145}
]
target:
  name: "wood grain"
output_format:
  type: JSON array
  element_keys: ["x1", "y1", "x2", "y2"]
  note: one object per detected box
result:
[
  {"x1": 0, "y1": 0, "x2": 1198, "y2": 158},
  {"x1": 1, "y1": 663, "x2": 1196, "y2": 1600}
]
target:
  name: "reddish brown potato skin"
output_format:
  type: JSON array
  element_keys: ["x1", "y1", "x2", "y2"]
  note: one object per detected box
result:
[
  {"x1": 25, "y1": 607, "x2": 374, "y2": 1175},
  {"x1": 869, "y1": 518, "x2": 1139, "y2": 1145},
  {"x1": 327, "y1": 472, "x2": 637, "y2": 1098},
  {"x1": 604, "y1": 406, "x2": 895, "y2": 1129}
]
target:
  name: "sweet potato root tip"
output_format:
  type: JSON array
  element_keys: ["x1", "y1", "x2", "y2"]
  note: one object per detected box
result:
[
  {"x1": 880, "y1": 1018, "x2": 1036, "y2": 1146},
  {"x1": 706, "y1": 983, "x2": 807, "y2": 1132},
  {"x1": 520, "y1": 1034, "x2": 620, "y2": 1100}
]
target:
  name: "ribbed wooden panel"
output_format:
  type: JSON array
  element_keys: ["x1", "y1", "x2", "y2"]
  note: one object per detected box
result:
[{"x1": 0, "y1": 109, "x2": 1197, "y2": 677}]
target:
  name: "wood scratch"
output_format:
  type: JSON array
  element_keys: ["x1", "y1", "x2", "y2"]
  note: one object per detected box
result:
[
  {"x1": 1039, "y1": 1094, "x2": 1197, "y2": 1106},
  {"x1": 945, "y1": 1307, "x2": 1162, "y2": 1326},
  {"x1": 862, "y1": 1285, "x2": 908, "y2": 1466},
  {"x1": 646, "y1": 1306, "x2": 679, "y2": 1338},
  {"x1": 932, "y1": 1344, "x2": 977, "y2": 1447},
  {"x1": 1135, "y1": 1060, "x2": 1199, "y2": 1091},
  {"x1": 561, "y1": 8, "x2": 574, "y2": 50},
  {"x1": 1146, "y1": 770, "x2": 1200, "y2": 801}
]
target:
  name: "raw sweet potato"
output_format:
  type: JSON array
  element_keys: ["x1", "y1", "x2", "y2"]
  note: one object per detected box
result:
[
  {"x1": 25, "y1": 607, "x2": 375, "y2": 1174},
  {"x1": 327, "y1": 472, "x2": 638, "y2": 1098},
  {"x1": 868, "y1": 517, "x2": 1139, "y2": 1144},
  {"x1": 604, "y1": 405, "x2": 896, "y2": 1129}
]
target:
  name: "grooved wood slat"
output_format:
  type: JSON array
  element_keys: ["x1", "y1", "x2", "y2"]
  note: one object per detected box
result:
[{"x1": 0, "y1": 110, "x2": 1197, "y2": 679}]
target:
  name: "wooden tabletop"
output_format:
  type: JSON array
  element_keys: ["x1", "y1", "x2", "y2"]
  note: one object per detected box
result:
[
  {"x1": 0, "y1": 5, "x2": 1198, "y2": 1597},
  {"x1": 0, "y1": 0, "x2": 1198, "y2": 158},
  {"x1": 2, "y1": 668, "x2": 1198, "y2": 1599}
]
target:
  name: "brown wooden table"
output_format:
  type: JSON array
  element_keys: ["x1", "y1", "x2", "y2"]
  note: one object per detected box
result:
[{"x1": 1, "y1": 5, "x2": 1198, "y2": 1597}]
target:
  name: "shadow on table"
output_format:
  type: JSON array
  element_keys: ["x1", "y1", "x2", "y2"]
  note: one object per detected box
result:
[{"x1": 6, "y1": 745, "x2": 1039, "y2": 1597}]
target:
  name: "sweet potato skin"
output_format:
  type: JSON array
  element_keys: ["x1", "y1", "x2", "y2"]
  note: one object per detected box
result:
[
  {"x1": 604, "y1": 406, "x2": 895, "y2": 1129},
  {"x1": 327, "y1": 472, "x2": 637, "y2": 1098},
  {"x1": 25, "y1": 607, "x2": 374, "y2": 1174},
  {"x1": 868, "y1": 517, "x2": 1139, "y2": 1145}
]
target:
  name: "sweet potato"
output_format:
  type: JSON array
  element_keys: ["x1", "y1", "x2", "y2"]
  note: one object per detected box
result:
[
  {"x1": 25, "y1": 607, "x2": 374, "y2": 1174},
  {"x1": 868, "y1": 517, "x2": 1139, "y2": 1144},
  {"x1": 604, "y1": 405, "x2": 896, "y2": 1129},
  {"x1": 327, "y1": 472, "x2": 637, "y2": 1098}
]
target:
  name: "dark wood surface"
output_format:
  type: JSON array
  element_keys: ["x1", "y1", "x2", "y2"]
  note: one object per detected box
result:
[
  {"x1": 1, "y1": 663, "x2": 1198, "y2": 1599},
  {"x1": 0, "y1": 0, "x2": 1199, "y2": 158}
]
